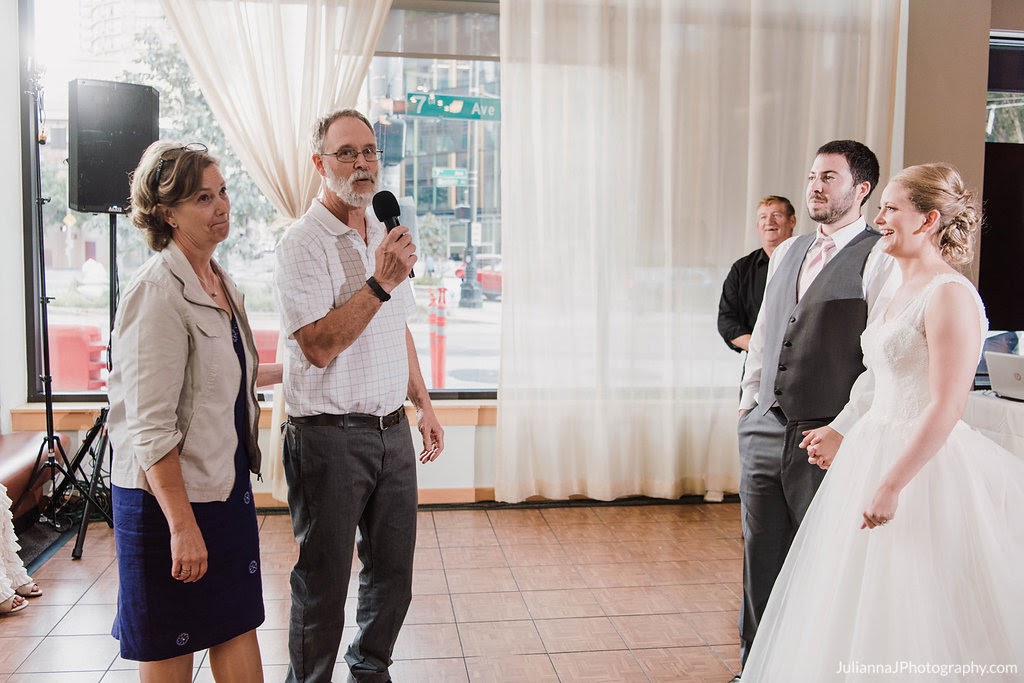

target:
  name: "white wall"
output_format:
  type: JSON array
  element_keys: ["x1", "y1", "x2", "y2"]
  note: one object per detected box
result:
[
  {"x1": 248, "y1": 421, "x2": 497, "y2": 504},
  {"x1": 992, "y1": 0, "x2": 1024, "y2": 32},
  {"x1": 0, "y1": 1, "x2": 26, "y2": 435},
  {"x1": 904, "y1": 0, "x2": 991, "y2": 186},
  {"x1": 19, "y1": 418, "x2": 494, "y2": 507}
]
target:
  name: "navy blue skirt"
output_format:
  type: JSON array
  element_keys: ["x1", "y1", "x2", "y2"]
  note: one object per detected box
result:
[
  {"x1": 110, "y1": 444, "x2": 264, "y2": 661},
  {"x1": 111, "y1": 317, "x2": 263, "y2": 661}
]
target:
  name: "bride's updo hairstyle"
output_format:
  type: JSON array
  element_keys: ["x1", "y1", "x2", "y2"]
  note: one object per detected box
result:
[
  {"x1": 129, "y1": 141, "x2": 218, "y2": 251},
  {"x1": 890, "y1": 163, "x2": 980, "y2": 265}
]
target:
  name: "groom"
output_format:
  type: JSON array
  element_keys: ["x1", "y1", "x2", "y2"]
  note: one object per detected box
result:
[{"x1": 733, "y1": 140, "x2": 900, "y2": 675}]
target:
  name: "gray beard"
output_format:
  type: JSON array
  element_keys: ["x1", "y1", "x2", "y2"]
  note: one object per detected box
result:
[{"x1": 326, "y1": 169, "x2": 376, "y2": 208}]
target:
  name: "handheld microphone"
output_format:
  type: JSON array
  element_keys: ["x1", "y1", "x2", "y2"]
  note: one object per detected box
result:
[
  {"x1": 372, "y1": 190, "x2": 402, "y2": 232},
  {"x1": 372, "y1": 190, "x2": 414, "y2": 278}
]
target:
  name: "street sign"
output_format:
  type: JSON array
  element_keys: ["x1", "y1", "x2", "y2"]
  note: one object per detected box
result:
[
  {"x1": 433, "y1": 168, "x2": 468, "y2": 180},
  {"x1": 433, "y1": 167, "x2": 470, "y2": 187},
  {"x1": 407, "y1": 93, "x2": 501, "y2": 121}
]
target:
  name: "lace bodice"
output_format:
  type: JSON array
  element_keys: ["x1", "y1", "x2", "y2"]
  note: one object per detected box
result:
[{"x1": 860, "y1": 273, "x2": 988, "y2": 422}]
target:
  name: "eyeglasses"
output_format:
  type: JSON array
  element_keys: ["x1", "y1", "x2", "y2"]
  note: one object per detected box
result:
[
  {"x1": 319, "y1": 147, "x2": 383, "y2": 163},
  {"x1": 153, "y1": 142, "x2": 209, "y2": 195}
]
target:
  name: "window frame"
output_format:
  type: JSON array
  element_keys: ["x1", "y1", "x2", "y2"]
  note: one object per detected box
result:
[{"x1": 21, "y1": 0, "x2": 503, "y2": 403}]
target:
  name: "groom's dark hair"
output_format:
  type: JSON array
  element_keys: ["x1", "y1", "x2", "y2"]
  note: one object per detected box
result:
[{"x1": 816, "y1": 140, "x2": 880, "y2": 206}]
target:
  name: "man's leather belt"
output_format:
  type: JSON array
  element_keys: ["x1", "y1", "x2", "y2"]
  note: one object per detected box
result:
[{"x1": 289, "y1": 407, "x2": 405, "y2": 430}]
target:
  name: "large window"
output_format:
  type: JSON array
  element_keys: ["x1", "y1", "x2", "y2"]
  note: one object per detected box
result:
[
  {"x1": 363, "y1": 6, "x2": 501, "y2": 394},
  {"x1": 25, "y1": 0, "x2": 501, "y2": 401},
  {"x1": 987, "y1": 32, "x2": 1024, "y2": 143}
]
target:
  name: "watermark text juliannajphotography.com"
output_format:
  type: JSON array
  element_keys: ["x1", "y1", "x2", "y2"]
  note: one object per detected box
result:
[{"x1": 836, "y1": 660, "x2": 1020, "y2": 677}]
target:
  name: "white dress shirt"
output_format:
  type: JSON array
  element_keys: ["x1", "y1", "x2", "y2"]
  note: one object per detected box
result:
[{"x1": 275, "y1": 199, "x2": 416, "y2": 417}]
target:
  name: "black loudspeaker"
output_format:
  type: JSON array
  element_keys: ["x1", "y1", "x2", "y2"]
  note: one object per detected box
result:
[{"x1": 68, "y1": 79, "x2": 159, "y2": 213}]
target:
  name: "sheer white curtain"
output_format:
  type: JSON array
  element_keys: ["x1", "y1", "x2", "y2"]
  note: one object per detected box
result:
[
  {"x1": 496, "y1": 0, "x2": 901, "y2": 502},
  {"x1": 159, "y1": 0, "x2": 391, "y2": 218},
  {"x1": 159, "y1": 0, "x2": 392, "y2": 502}
]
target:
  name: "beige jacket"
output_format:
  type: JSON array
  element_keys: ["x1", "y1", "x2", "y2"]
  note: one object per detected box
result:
[{"x1": 107, "y1": 240, "x2": 261, "y2": 502}]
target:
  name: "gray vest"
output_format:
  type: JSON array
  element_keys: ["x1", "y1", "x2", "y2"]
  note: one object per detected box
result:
[{"x1": 756, "y1": 228, "x2": 881, "y2": 422}]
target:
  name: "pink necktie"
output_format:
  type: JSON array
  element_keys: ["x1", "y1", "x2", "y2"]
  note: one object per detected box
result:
[{"x1": 798, "y1": 235, "x2": 836, "y2": 300}]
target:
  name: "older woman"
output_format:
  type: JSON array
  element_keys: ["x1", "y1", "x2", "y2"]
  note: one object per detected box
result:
[{"x1": 107, "y1": 141, "x2": 280, "y2": 681}]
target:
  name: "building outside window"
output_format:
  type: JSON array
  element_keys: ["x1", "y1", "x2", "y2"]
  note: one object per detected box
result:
[
  {"x1": 26, "y1": 0, "x2": 501, "y2": 400},
  {"x1": 987, "y1": 32, "x2": 1024, "y2": 143}
]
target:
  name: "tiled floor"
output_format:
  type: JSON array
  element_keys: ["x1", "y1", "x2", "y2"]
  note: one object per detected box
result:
[{"x1": 1, "y1": 502, "x2": 743, "y2": 682}]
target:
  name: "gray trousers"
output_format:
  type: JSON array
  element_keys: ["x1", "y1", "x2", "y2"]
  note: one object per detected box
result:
[
  {"x1": 283, "y1": 415, "x2": 418, "y2": 683},
  {"x1": 737, "y1": 407, "x2": 828, "y2": 665}
]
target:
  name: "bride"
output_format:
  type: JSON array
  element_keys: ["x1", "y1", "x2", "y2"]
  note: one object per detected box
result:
[{"x1": 740, "y1": 163, "x2": 1024, "y2": 681}]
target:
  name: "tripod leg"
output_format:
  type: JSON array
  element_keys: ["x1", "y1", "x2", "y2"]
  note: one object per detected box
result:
[
  {"x1": 53, "y1": 416, "x2": 102, "y2": 504},
  {"x1": 46, "y1": 433, "x2": 112, "y2": 530},
  {"x1": 44, "y1": 437, "x2": 69, "y2": 529},
  {"x1": 72, "y1": 428, "x2": 111, "y2": 560},
  {"x1": 46, "y1": 437, "x2": 82, "y2": 526}
]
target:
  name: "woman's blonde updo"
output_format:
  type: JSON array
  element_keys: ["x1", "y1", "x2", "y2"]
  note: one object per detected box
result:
[
  {"x1": 129, "y1": 141, "x2": 218, "y2": 251},
  {"x1": 890, "y1": 163, "x2": 981, "y2": 265}
]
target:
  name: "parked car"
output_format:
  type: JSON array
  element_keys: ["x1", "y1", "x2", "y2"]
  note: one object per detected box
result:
[{"x1": 455, "y1": 253, "x2": 502, "y2": 300}]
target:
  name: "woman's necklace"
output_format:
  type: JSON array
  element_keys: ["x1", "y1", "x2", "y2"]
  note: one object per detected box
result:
[{"x1": 198, "y1": 271, "x2": 220, "y2": 299}]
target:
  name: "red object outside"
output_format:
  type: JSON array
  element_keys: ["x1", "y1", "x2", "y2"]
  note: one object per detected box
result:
[
  {"x1": 251, "y1": 328, "x2": 279, "y2": 363},
  {"x1": 48, "y1": 324, "x2": 107, "y2": 391},
  {"x1": 434, "y1": 288, "x2": 447, "y2": 388},
  {"x1": 454, "y1": 254, "x2": 502, "y2": 300},
  {"x1": 47, "y1": 325, "x2": 282, "y2": 392},
  {"x1": 428, "y1": 290, "x2": 438, "y2": 387}
]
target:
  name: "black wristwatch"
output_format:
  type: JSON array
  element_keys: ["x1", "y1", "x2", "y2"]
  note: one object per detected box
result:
[{"x1": 366, "y1": 276, "x2": 391, "y2": 302}]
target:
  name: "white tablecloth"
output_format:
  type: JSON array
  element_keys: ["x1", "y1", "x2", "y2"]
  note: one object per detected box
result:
[{"x1": 963, "y1": 391, "x2": 1024, "y2": 460}]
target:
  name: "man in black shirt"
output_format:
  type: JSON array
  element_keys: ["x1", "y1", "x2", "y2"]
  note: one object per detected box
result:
[{"x1": 717, "y1": 195, "x2": 796, "y2": 352}]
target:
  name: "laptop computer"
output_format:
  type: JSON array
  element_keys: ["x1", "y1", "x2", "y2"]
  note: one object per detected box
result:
[
  {"x1": 984, "y1": 351, "x2": 1024, "y2": 401},
  {"x1": 975, "y1": 332, "x2": 1020, "y2": 389}
]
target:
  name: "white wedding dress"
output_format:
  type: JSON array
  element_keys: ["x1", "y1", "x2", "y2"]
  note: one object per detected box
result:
[
  {"x1": 0, "y1": 482, "x2": 33, "y2": 604},
  {"x1": 742, "y1": 273, "x2": 1024, "y2": 682}
]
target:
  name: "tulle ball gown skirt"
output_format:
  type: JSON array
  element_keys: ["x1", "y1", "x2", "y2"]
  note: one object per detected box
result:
[{"x1": 741, "y1": 416, "x2": 1024, "y2": 682}]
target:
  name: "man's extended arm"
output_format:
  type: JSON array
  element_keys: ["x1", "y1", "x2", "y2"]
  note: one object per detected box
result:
[{"x1": 405, "y1": 327, "x2": 444, "y2": 462}]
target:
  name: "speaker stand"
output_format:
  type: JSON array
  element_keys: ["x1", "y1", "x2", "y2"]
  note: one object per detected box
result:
[
  {"x1": 15, "y1": 71, "x2": 112, "y2": 534},
  {"x1": 71, "y1": 211, "x2": 119, "y2": 558}
]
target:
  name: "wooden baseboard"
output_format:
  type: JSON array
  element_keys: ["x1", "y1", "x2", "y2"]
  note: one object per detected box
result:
[
  {"x1": 254, "y1": 492, "x2": 287, "y2": 509},
  {"x1": 254, "y1": 487, "x2": 497, "y2": 511},
  {"x1": 418, "y1": 487, "x2": 497, "y2": 504}
]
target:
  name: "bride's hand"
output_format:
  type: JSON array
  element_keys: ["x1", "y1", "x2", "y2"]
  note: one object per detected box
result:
[
  {"x1": 861, "y1": 485, "x2": 900, "y2": 529},
  {"x1": 801, "y1": 426, "x2": 842, "y2": 469}
]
